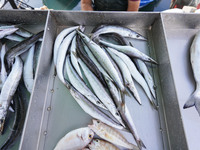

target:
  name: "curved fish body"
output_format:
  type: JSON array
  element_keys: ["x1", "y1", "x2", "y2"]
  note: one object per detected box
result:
[
  {"x1": 0, "y1": 28, "x2": 18, "y2": 39},
  {"x1": 89, "y1": 139, "x2": 119, "y2": 150},
  {"x1": 65, "y1": 81, "x2": 123, "y2": 130},
  {"x1": 107, "y1": 48, "x2": 141, "y2": 105},
  {"x1": 99, "y1": 40, "x2": 157, "y2": 64},
  {"x1": 70, "y1": 35, "x2": 83, "y2": 78},
  {"x1": 0, "y1": 57, "x2": 23, "y2": 134},
  {"x1": 54, "y1": 127, "x2": 94, "y2": 150},
  {"x1": 1, "y1": 44, "x2": 8, "y2": 84},
  {"x1": 184, "y1": 31, "x2": 200, "y2": 115},
  {"x1": 5, "y1": 30, "x2": 43, "y2": 68},
  {"x1": 15, "y1": 27, "x2": 33, "y2": 38},
  {"x1": 23, "y1": 44, "x2": 35, "y2": 93},
  {"x1": 78, "y1": 59, "x2": 125, "y2": 127},
  {"x1": 54, "y1": 26, "x2": 79, "y2": 65},
  {"x1": 88, "y1": 120, "x2": 139, "y2": 150},
  {"x1": 56, "y1": 31, "x2": 76, "y2": 84},
  {"x1": 65, "y1": 56, "x2": 107, "y2": 110},
  {"x1": 91, "y1": 25, "x2": 146, "y2": 41},
  {"x1": 77, "y1": 30, "x2": 125, "y2": 92},
  {"x1": 135, "y1": 59, "x2": 156, "y2": 99}
]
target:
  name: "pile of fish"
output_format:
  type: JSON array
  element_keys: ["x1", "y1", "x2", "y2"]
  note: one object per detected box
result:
[
  {"x1": 53, "y1": 25, "x2": 157, "y2": 149},
  {"x1": 183, "y1": 30, "x2": 200, "y2": 116},
  {"x1": 0, "y1": 24, "x2": 43, "y2": 149},
  {"x1": 54, "y1": 119, "x2": 139, "y2": 150}
]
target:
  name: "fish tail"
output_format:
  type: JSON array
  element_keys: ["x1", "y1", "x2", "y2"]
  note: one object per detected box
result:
[
  {"x1": 138, "y1": 139, "x2": 146, "y2": 149},
  {"x1": 183, "y1": 89, "x2": 200, "y2": 116},
  {"x1": 0, "y1": 118, "x2": 5, "y2": 134},
  {"x1": 147, "y1": 57, "x2": 158, "y2": 65},
  {"x1": 150, "y1": 99, "x2": 158, "y2": 110},
  {"x1": 127, "y1": 85, "x2": 142, "y2": 105}
]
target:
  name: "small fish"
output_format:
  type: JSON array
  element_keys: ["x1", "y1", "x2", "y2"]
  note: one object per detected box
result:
[
  {"x1": 15, "y1": 27, "x2": 33, "y2": 38},
  {"x1": 99, "y1": 40, "x2": 157, "y2": 64},
  {"x1": 1, "y1": 44, "x2": 8, "y2": 83},
  {"x1": 89, "y1": 139, "x2": 120, "y2": 150},
  {"x1": 4, "y1": 33, "x2": 25, "y2": 42},
  {"x1": 88, "y1": 119, "x2": 139, "y2": 150},
  {"x1": 91, "y1": 25, "x2": 146, "y2": 41},
  {"x1": 77, "y1": 30, "x2": 125, "y2": 92},
  {"x1": 0, "y1": 28, "x2": 18, "y2": 39},
  {"x1": 183, "y1": 31, "x2": 200, "y2": 115},
  {"x1": 54, "y1": 127, "x2": 94, "y2": 150}
]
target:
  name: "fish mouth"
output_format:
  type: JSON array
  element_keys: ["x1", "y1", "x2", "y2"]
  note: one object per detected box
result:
[{"x1": 0, "y1": 118, "x2": 5, "y2": 134}]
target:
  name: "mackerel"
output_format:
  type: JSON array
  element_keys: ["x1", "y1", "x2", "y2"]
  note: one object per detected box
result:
[
  {"x1": 77, "y1": 30, "x2": 125, "y2": 91},
  {"x1": 0, "y1": 28, "x2": 18, "y2": 39},
  {"x1": 78, "y1": 59, "x2": 125, "y2": 127},
  {"x1": 65, "y1": 56, "x2": 107, "y2": 110}
]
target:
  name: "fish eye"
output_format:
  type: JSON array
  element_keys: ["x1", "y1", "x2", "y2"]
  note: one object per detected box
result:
[
  {"x1": 88, "y1": 134, "x2": 92, "y2": 139},
  {"x1": 136, "y1": 34, "x2": 140, "y2": 38},
  {"x1": 116, "y1": 112, "x2": 119, "y2": 116},
  {"x1": 95, "y1": 139, "x2": 99, "y2": 142},
  {"x1": 97, "y1": 101, "x2": 100, "y2": 104},
  {"x1": 97, "y1": 120, "x2": 100, "y2": 123}
]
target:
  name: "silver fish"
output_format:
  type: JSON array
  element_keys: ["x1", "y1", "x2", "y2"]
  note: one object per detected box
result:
[
  {"x1": 4, "y1": 33, "x2": 25, "y2": 42},
  {"x1": 77, "y1": 30, "x2": 125, "y2": 92},
  {"x1": 54, "y1": 127, "x2": 94, "y2": 150},
  {"x1": 1, "y1": 44, "x2": 8, "y2": 84},
  {"x1": 0, "y1": 28, "x2": 18, "y2": 39},
  {"x1": 184, "y1": 31, "x2": 200, "y2": 115},
  {"x1": 65, "y1": 56, "x2": 107, "y2": 110},
  {"x1": 99, "y1": 40, "x2": 157, "y2": 64},
  {"x1": 91, "y1": 25, "x2": 146, "y2": 41},
  {"x1": 23, "y1": 44, "x2": 35, "y2": 93},
  {"x1": 65, "y1": 81, "x2": 124, "y2": 130},
  {"x1": 0, "y1": 57, "x2": 23, "y2": 134},
  {"x1": 107, "y1": 48, "x2": 141, "y2": 105},
  {"x1": 78, "y1": 59, "x2": 125, "y2": 127},
  {"x1": 56, "y1": 31, "x2": 76, "y2": 84}
]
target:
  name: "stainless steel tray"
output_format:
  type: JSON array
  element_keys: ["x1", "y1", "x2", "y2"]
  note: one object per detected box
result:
[
  {"x1": 161, "y1": 13, "x2": 200, "y2": 150},
  {"x1": 19, "y1": 11, "x2": 190, "y2": 150},
  {"x1": 0, "y1": 10, "x2": 48, "y2": 150}
]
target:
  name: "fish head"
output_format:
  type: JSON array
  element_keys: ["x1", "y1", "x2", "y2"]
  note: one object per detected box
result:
[
  {"x1": 88, "y1": 139, "x2": 101, "y2": 149},
  {"x1": 79, "y1": 127, "x2": 94, "y2": 144},
  {"x1": 88, "y1": 119, "x2": 102, "y2": 130}
]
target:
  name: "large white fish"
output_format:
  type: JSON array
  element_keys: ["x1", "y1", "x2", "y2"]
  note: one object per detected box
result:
[
  {"x1": 184, "y1": 31, "x2": 200, "y2": 115},
  {"x1": 54, "y1": 127, "x2": 94, "y2": 150}
]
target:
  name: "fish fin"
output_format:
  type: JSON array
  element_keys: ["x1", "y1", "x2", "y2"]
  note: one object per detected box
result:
[
  {"x1": 150, "y1": 99, "x2": 158, "y2": 110},
  {"x1": 183, "y1": 92, "x2": 197, "y2": 109},
  {"x1": 138, "y1": 139, "x2": 146, "y2": 149},
  {"x1": 148, "y1": 57, "x2": 158, "y2": 65}
]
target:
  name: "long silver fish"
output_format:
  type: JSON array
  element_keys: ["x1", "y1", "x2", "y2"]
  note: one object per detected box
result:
[
  {"x1": 184, "y1": 31, "x2": 200, "y2": 115},
  {"x1": 107, "y1": 48, "x2": 141, "y2": 105},
  {"x1": 70, "y1": 35, "x2": 83, "y2": 78},
  {"x1": 78, "y1": 59, "x2": 125, "y2": 127},
  {"x1": 56, "y1": 31, "x2": 76, "y2": 84},
  {"x1": 0, "y1": 57, "x2": 23, "y2": 134},
  {"x1": 65, "y1": 56, "x2": 107, "y2": 110},
  {"x1": 1, "y1": 44, "x2": 8, "y2": 84},
  {"x1": 88, "y1": 119, "x2": 139, "y2": 150},
  {"x1": 99, "y1": 40, "x2": 157, "y2": 64},
  {"x1": 0, "y1": 28, "x2": 18, "y2": 39},
  {"x1": 77, "y1": 30, "x2": 125, "y2": 92},
  {"x1": 54, "y1": 127, "x2": 94, "y2": 150},
  {"x1": 108, "y1": 47, "x2": 156, "y2": 107},
  {"x1": 4, "y1": 34, "x2": 25, "y2": 42},
  {"x1": 65, "y1": 81, "x2": 124, "y2": 130},
  {"x1": 89, "y1": 139, "x2": 120, "y2": 150},
  {"x1": 91, "y1": 25, "x2": 146, "y2": 41},
  {"x1": 23, "y1": 44, "x2": 35, "y2": 93},
  {"x1": 53, "y1": 26, "x2": 79, "y2": 65}
]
